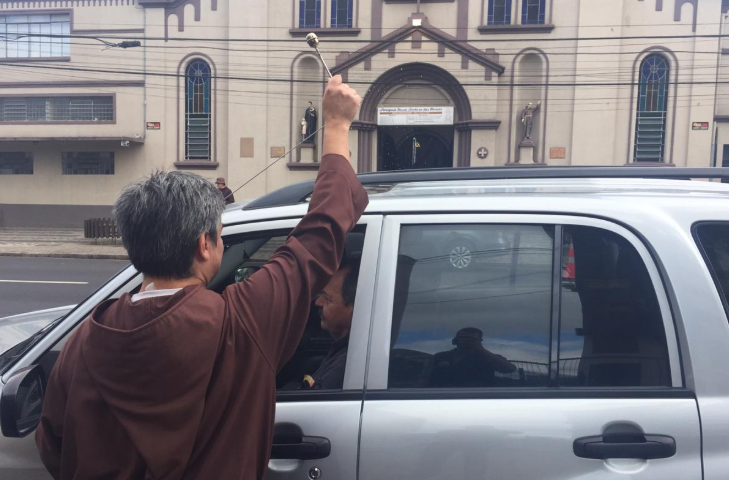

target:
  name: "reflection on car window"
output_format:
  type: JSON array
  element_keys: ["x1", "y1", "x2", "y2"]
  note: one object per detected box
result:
[
  {"x1": 558, "y1": 226, "x2": 670, "y2": 387},
  {"x1": 388, "y1": 224, "x2": 554, "y2": 389}
]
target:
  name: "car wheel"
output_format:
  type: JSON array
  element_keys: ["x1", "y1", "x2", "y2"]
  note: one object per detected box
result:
[{"x1": 446, "y1": 240, "x2": 476, "y2": 269}]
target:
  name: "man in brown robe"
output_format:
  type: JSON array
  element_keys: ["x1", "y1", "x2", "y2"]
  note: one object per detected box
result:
[{"x1": 35, "y1": 75, "x2": 366, "y2": 480}]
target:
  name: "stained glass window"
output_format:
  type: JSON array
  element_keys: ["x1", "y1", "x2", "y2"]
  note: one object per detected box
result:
[
  {"x1": 185, "y1": 60, "x2": 212, "y2": 160},
  {"x1": 634, "y1": 55, "x2": 669, "y2": 163}
]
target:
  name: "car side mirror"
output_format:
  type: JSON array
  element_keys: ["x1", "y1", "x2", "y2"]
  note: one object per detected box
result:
[{"x1": 1, "y1": 365, "x2": 45, "y2": 438}]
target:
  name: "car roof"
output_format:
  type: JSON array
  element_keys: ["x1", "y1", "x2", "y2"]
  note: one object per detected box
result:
[{"x1": 222, "y1": 177, "x2": 729, "y2": 227}]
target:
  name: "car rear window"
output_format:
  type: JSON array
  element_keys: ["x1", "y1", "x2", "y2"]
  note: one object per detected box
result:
[{"x1": 694, "y1": 222, "x2": 729, "y2": 316}]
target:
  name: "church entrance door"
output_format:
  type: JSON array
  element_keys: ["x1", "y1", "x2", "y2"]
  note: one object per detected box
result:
[{"x1": 377, "y1": 125, "x2": 454, "y2": 171}]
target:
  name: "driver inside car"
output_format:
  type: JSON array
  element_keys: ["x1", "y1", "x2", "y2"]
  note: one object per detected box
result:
[{"x1": 301, "y1": 254, "x2": 360, "y2": 389}]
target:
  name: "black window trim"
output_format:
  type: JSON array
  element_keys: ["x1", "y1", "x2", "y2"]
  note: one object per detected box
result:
[
  {"x1": 276, "y1": 390, "x2": 364, "y2": 403},
  {"x1": 364, "y1": 387, "x2": 695, "y2": 401},
  {"x1": 691, "y1": 221, "x2": 729, "y2": 319},
  {"x1": 382, "y1": 218, "x2": 682, "y2": 396},
  {"x1": 548, "y1": 224, "x2": 562, "y2": 387}
]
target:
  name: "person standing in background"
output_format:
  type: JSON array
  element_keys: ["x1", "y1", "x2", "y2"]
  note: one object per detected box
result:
[{"x1": 215, "y1": 177, "x2": 235, "y2": 205}]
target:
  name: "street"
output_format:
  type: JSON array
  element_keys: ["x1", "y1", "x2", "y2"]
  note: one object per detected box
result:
[{"x1": 0, "y1": 256, "x2": 128, "y2": 318}]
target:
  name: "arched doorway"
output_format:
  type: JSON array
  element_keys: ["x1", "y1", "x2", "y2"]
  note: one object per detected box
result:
[{"x1": 357, "y1": 63, "x2": 473, "y2": 172}]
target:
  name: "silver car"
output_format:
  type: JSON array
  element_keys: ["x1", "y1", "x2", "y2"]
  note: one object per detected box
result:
[{"x1": 3, "y1": 166, "x2": 729, "y2": 480}]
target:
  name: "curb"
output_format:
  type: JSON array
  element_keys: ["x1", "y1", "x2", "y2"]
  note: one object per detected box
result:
[{"x1": 0, "y1": 252, "x2": 128, "y2": 261}]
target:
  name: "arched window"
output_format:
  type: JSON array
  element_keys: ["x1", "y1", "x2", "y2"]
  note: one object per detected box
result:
[
  {"x1": 331, "y1": 0, "x2": 353, "y2": 28},
  {"x1": 634, "y1": 54, "x2": 669, "y2": 163},
  {"x1": 185, "y1": 59, "x2": 212, "y2": 160},
  {"x1": 521, "y1": 0, "x2": 545, "y2": 25},
  {"x1": 488, "y1": 0, "x2": 512, "y2": 25},
  {"x1": 299, "y1": 0, "x2": 321, "y2": 28}
]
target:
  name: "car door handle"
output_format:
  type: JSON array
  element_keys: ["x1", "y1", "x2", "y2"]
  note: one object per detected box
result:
[
  {"x1": 573, "y1": 433, "x2": 676, "y2": 460},
  {"x1": 270, "y1": 435, "x2": 331, "y2": 460}
]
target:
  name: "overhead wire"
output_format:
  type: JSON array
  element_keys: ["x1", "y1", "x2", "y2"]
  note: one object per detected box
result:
[
  {"x1": 6, "y1": 60, "x2": 729, "y2": 89},
  {"x1": 2, "y1": 61, "x2": 729, "y2": 115},
  {"x1": 9, "y1": 30, "x2": 729, "y2": 44},
  {"x1": 62, "y1": 19, "x2": 729, "y2": 30}
]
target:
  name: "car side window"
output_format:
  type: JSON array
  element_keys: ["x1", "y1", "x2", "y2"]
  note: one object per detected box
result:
[
  {"x1": 694, "y1": 222, "x2": 729, "y2": 318},
  {"x1": 35, "y1": 227, "x2": 366, "y2": 393},
  {"x1": 275, "y1": 228, "x2": 366, "y2": 391},
  {"x1": 388, "y1": 224, "x2": 554, "y2": 388},
  {"x1": 387, "y1": 223, "x2": 672, "y2": 390},
  {"x1": 216, "y1": 228, "x2": 366, "y2": 391},
  {"x1": 559, "y1": 226, "x2": 670, "y2": 387}
]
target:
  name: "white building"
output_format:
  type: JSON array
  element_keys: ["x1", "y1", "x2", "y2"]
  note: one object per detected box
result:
[{"x1": 0, "y1": 0, "x2": 726, "y2": 227}]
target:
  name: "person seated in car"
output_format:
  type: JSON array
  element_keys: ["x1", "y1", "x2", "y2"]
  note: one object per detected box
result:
[
  {"x1": 430, "y1": 327, "x2": 517, "y2": 388},
  {"x1": 301, "y1": 255, "x2": 360, "y2": 389}
]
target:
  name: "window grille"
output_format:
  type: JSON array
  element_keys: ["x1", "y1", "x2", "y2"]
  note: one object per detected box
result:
[
  {"x1": 62, "y1": 152, "x2": 114, "y2": 175},
  {"x1": 0, "y1": 152, "x2": 32, "y2": 174},
  {"x1": 0, "y1": 96, "x2": 113, "y2": 122}
]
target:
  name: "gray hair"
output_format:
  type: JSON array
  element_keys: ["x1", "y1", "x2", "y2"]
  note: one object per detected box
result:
[{"x1": 113, "y1": 171, "x2": 225, "y2": 278}]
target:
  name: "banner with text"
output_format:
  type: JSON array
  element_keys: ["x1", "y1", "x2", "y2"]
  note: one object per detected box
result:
[{"x1": 377, "y1": 106, "x2": 455, "y2": 126}]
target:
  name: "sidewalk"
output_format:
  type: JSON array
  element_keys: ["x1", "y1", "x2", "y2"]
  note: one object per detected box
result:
[{"x1": 0, "y1": 228, "x2": 128, "y2": 260}]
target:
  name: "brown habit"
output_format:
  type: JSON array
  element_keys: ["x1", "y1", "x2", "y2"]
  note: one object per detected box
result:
[{"x1": 35, "y1": 153, "x2": 368, "y2": 480}]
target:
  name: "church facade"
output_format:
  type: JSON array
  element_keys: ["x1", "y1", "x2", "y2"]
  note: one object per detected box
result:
[{"x1": 0, "y1": 0, "x2": 727, "y2": 226}]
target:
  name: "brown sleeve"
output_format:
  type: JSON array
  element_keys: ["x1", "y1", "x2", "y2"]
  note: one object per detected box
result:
[
  {"x1": 35, "y1": 344, "x2": 71, "y2": 480},
  {"x1": 223, "y1": 154, "x2": 368, "y2": 370}
]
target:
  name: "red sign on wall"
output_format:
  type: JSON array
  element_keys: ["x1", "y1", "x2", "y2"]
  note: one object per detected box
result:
[
  {"x1": 692, "y1": 122, "x2": 709, "y2": 130},
  {"x1": 146, "y1": 122, "x2": 161, "y2": 130}
]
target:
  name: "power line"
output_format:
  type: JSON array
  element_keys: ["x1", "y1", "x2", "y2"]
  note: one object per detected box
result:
[
  {"x1": 8, "y1": 31, "x2": 729, "y2": 44},
  {"x1": 39, "y1": 46, "x2": 728, "y2": 76},
  {"x1": 4, "y1": 35, "x2": 724, "y2": 62},
  {"x1": 5, "y1": 60, "x2": 729, "y2": 88},
  {"x1": 3, "y1": 62, "x2": 729, "y2": 115},
  {"x1": 61, "y1": 19, "x2": 729, "y2": 30}
]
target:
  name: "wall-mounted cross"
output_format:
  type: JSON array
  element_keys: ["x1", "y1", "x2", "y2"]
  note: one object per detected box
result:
[{"x1": 416, "y1": 0, "x2": 421, "y2": 13}]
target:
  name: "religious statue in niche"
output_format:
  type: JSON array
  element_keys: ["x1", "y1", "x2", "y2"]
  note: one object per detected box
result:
[
  {"x1": 520, "y1": 101, "x2": 541, "y2": 143},
  {"x1": 302, "y1": 101, "x2": 318, "y2": 144}
]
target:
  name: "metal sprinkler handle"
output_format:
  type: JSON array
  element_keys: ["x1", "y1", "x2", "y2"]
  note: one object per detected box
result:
[{"x1": 306, "y1": 33, "x2": 333, "y2": 79}]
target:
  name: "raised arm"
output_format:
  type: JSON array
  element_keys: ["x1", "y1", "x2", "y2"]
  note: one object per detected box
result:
[{"x1": 223, "y1": 76, "x2": 368, "y2": 371}]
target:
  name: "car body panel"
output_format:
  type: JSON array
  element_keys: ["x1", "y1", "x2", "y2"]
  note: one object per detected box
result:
[{"x1": 359, "y1": 398, "x2": 701, "y2": 480}]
